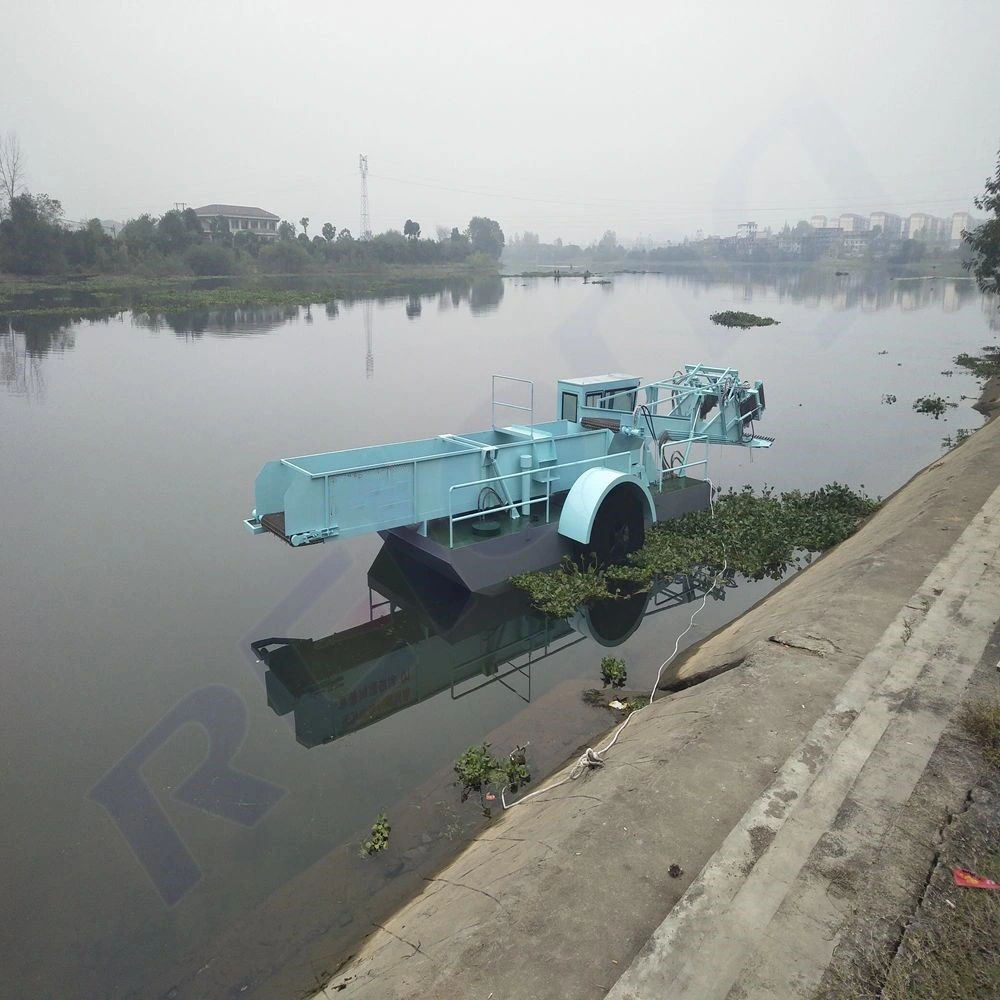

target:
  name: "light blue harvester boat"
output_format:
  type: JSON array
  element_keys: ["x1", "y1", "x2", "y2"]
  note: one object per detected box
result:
[{"x1": 244, "y1": 365, "x2": 772, "y2": 592}]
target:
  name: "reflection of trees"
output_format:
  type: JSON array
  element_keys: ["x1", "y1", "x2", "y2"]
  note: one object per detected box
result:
[
  {"x1": 119, "y1": 274, "x2": 508, "y2": 341},
  {"x1": 337, "y1": 275, "x2": 506, "y2": 316},
  {"x1": 1, "y1": 316, "x2": 76, "y2": 398},
  {"x1": 469, "y1": 274, "x2": 504, "y2": 314},
  {"x1": 131, "y1": 305, "x2": 301, "y2": 337}
]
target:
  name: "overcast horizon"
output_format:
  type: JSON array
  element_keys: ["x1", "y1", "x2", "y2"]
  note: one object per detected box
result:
[{"x1": 4, "y1": 0, "x2": 999, "y2": 245}]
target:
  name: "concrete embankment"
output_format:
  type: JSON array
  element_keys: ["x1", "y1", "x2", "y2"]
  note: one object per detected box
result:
[{"x1": 315, "y1": 408, "x2": 1000, "y2": 1000}]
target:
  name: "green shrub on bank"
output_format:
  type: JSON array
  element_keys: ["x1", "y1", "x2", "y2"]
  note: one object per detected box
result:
[{"x1": 186, "y1": 244, "x2": 237, "y2": 276}]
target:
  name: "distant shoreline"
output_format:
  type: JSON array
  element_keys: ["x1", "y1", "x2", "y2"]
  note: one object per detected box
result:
[
  {"x1": 1, "y1": 257, "x2": 975, "y2": 320},
  {"x1": 0, "y1": 262, "x2": 502, "y2": 318},
  {"x1": 502, "y1": 256, "x2": 969, "y2": 279}
]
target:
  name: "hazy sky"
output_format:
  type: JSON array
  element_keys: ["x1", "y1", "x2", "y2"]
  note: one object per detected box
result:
[{"x1": 4, "y1": 0, "x2": 999, "y2": 244}]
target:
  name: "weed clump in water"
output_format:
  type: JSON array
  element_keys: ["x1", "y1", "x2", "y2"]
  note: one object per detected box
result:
[
  {"x1": 512, "y1": 483, "x2": 879, "y2": 616},
  {"x1": 359, "y1": 811, "x2": 391, "y2": 858},
  {"x1": 913, "y1": 394, "x2": 957, "y2": 419},
  {"x1": 600, "y1": 655, "x2": 628, "y2": 688},
  {"x1": 510, "y1": 555, "x2": 623, "y2": 618},
  {"x1": 709, "y1": 310, "x2": 779, "y2": 328},
  {"x1": 454, "y1": 742, "x2": 531, "y2": 816},
  {"x1": 955, "y1": 345, "x2": 1000, "y2": 381}
]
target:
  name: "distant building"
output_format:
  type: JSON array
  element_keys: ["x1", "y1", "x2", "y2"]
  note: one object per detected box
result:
[
  {"x1": 906, "y1": 213, "x2": 950, "y2": 241},
  {"x1": 736, "y1": 221, "x2": 758, "y2": 241},
  {"x1": 906, "y1": 213, "x2": 931, "y2": 239},
  {"x1": 842, "y1": 232, "x2": 873, "y2": 257},
  {"x1": 809, "y1": 215, "x2": 829, "y2": 229},
  {"x1": 950, "y1": 211, "x2": 975, "y2": 245},
  {"x1": 806, "y1": 227, "x2": 845, "y2": 258},
  {"x1": 869, "y1": 212, "x2": 903, "y2": 240},
  {"x1": 839, "y1": 213, "x2": 868, "y2": 233},
  {"x1": 193, "y1": 204, "x2": 280, "y2": 240}
]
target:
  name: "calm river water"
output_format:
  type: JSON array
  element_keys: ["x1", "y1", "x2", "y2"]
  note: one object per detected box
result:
[{"x1": 1, "y1": 269, "x2": 995, "y2": 999}]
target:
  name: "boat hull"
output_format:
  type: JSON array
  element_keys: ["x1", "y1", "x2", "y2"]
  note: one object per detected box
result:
[{"x1": 380, "y1": 478, "x2": 711, "y2": 594}]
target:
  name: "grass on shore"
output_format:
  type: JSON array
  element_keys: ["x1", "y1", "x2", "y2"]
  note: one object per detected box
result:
[
  {"x1": 819, "y1": 695, "x2": 1000, "y2": 1000},
  {"x1": 959, "y1": 697, "x2": 1000, "y2": 769},
  {"x1": 877, "y1": 696, "x2": 1000, "y2": 999}
]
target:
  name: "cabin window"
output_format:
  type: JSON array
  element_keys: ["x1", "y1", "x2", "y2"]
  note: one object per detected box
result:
[
  {"x1": 584, "y1": 389, "x2": 637, "y2": 411},
  {"x1": 609, "y1": 390, "x2": 636, "y2": 412},
  {"x1": 561, "y1": 391, "x2": 578, "y2": 422}
]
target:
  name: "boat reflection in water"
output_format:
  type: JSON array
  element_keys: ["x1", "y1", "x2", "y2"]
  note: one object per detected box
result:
[{"x1": 254, "y1": 545, "x2": 726, "y2": 748}]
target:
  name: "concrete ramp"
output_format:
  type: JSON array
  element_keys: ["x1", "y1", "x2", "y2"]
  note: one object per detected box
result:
[{"x1": 608, "y1": 478, "x2": 1000, "y2": 999}]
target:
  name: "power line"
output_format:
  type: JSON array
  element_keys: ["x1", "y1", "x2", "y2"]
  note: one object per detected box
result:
[{"x1": 368, "y1": 168, "x2": 977, "y2": 216}]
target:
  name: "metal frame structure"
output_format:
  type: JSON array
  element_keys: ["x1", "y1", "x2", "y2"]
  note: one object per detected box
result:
[{"x1": 244, "y1": 365, "x2": 770, "y2": 588}]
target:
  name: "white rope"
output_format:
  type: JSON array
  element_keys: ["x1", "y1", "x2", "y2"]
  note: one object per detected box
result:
[{"x1": 502, "y1": 478, "x2": 725, "y2": 810}]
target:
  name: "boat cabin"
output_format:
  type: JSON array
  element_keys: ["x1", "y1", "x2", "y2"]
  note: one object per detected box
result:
[{"x1": 557, "y1": 374, "x2": 640, "y2": 430}]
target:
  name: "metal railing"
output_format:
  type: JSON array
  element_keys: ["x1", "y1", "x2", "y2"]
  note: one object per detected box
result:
[
  {"x1": 492, "y1": 374, "x2": 534, "y2": 431},
  {"x1": 657, "y1": 434, "x2": 709, "y2": 489},
  {"x1": 446, "y1": 449, "x2": 632, "y2": 547}
]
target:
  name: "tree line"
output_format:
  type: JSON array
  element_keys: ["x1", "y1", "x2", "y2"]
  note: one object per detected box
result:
[
  {"x1": 0, "y1": 136, "x2": 506, "y2": 276},
  {"x1": 0, "y1": 196, "x2": 506, "y2": 277}
]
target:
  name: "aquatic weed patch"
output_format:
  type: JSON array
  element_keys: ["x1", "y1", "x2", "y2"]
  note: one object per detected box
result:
[
  {"x1": 133, "y1": 286, "x2": 335, "y2": 312},
  {"x1": 454, "y1": 742, "x2": 531, "y2": 816},
  {"x1": 600, "y1": 655, "x2": 628, "y2": 688},
  {"x1": 955, "y1": 345, "x2": 1000, "y2": 381},
  {"x1": 512, "y1": 484, "x2": 878, "y2": 615},
  {"x1": 913, "y1": 394, "x2": 958, "y2": 419},
  {"x1": 359, "y1": 811, "x2": 391, "y2": 858},
  {"x1": 709, "y1": 310, "x2": 779, "y2": 328},
  {"x1": 510, "y1": 556, "x2": 623, "y2": 618}
]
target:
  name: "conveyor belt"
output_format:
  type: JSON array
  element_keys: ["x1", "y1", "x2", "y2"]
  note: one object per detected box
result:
[
  {"x1": 260, "y1": 512, "x2": 294, "y2": 545},
  {"x1": 260, "y1": 512, "x2": 326, "y2": 546}
]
